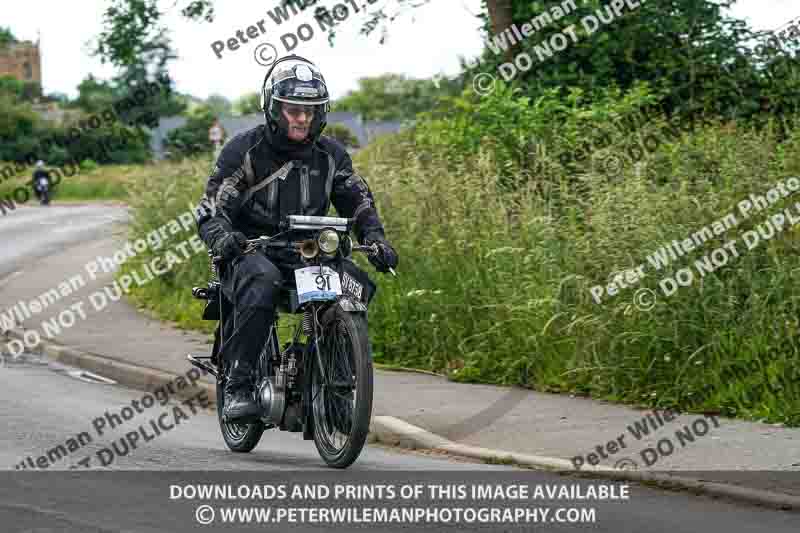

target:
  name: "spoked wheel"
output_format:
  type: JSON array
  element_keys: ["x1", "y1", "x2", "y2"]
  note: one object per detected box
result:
[
  {"x1": 311, "y1": 306, "x2": 373, "y2": 468},
  {"x1": 216, "y1": 375, "x2": 266, "y2": 453}
]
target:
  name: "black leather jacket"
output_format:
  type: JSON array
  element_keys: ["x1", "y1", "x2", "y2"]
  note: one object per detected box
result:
[{"x1": 194, "y1": 125, "x2": 386, "y2": 257}]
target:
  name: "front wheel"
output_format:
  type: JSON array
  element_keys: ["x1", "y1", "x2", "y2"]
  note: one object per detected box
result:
[{"x1": 311, "y1": 305, "x2": 373, "y2": 468}]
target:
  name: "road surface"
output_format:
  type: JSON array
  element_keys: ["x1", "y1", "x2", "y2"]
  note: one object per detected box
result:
[{"x1": 0, "y1": 205, "x2": 797, "y2": 532}]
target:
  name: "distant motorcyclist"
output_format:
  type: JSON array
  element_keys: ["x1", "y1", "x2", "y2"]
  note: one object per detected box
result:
[
  {"x1": 194, "y1": 55, "x2": 399, "y2": 422},
  {"x1": 32, "y1": 161, "x2": 51, "y2": 205}
]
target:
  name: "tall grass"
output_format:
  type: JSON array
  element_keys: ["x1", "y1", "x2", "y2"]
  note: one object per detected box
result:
[{"x1": 115, "y1": 158, "x2": 213, "y2": 332}]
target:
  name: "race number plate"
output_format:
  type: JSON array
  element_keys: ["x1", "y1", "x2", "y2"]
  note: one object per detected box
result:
[{"x1": 294, "y1": 266, "x2": 342, "y2": 304}]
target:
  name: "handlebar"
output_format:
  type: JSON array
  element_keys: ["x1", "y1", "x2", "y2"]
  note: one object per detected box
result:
[{"x1": 215, "y1": 235, "x2": 396, "y2": 276}]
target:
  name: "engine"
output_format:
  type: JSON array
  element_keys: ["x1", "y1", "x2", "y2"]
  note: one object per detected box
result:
[{"x1": 257, "y1": 342, "x2": 305, "y2": 429}]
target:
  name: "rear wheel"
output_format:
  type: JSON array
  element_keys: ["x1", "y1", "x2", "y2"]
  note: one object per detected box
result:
[
  {"x1": 311, "y1": 305, "x2": 373, "y2": 468},
  {"x1": 217, "y1": 377, "x2": 265, "y2": 453}
]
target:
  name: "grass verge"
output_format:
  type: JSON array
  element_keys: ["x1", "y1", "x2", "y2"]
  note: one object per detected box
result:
[{"x1": 0, "y1": 161, "x2": 145, "y2": 204}]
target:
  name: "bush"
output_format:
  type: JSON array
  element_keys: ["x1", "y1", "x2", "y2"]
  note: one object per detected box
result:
[
  {"x1": 0, "y1": 84, "x2": 153, "y2": 171},
  {"x1": 163, "y1": 109, "x2": 216, "y2": 159},
  {"x1": 0, "y1": 93, "x2": 42, "y2": 161},
  {"x1": 0, "y1": 75, "x2": 42, "y2": 102},
  {"x1": 324, "y1": 123, "x2": 360, "y2": 148},
  {"x1": 80, "y1": 159, "x2": 99, "y2": 172}
]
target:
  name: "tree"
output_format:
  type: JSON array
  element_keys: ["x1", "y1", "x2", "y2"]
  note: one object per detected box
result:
[
  {"x1": 485, "y1": 0, "x2": 514, "y2": 61},
  {"x1": 93, "y1": 0, "x2": 190, "y2": 125},
  {"x1": 471, "y1": 0, "x2": 787, "y2": 123},
  {"x1": 93, "y1": 0, "x2": 450, "y2": 61},
  {"x1": 94, "y1": 0, "x2": 174, "y2": 77},
  {"x1": 204, "y1": 93, "x2": 232, "y2": 117},
  {"x1": 45, "y1": 92, "x2": 70, "y2": 105},
  {"x1": 163, "y1": 107, "x2": 216, "y2": 158},
  {"x1": 0, "y1": 76, "x2": 41, "y2": 102},
  {"x1": 73, "y1": 75, "x2": 117, "y2": 114},
  {"x1": 324, "y1": 123, "x2": 360, "y2": 148},
  {"x1": 234, "y1": 92, "x2": 262, "y2": 116},
  {"x1": 0, "y1": 27, "x2": 16, "y2": 48},
  {"x1": 0, "y1": 92, "x2": 41, "y2": 162},
  {"x1": 332, "y1": 74, "x2": 451, "y2": 121}
]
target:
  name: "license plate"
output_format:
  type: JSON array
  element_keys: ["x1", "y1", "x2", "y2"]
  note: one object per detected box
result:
[
  {"x1": 294, "y1": 266, "x2": 342, "y2": 304},
  {"x1": 341, "y1": 271, "x2": 364, "y2": 301}
]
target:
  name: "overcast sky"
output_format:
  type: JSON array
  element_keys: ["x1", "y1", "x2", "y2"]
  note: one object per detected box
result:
[{"x1": 2, "y1": 0, "x2": 797, "y2": 102}]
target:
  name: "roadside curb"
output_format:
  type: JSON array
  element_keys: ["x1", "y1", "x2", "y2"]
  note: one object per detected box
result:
[
  {"x1": 4, "y1": 330, "x2": 799, "y2": 511},
  {"x1": 2, "y1": 329, "x2": 217, "y2": 405},
  {"x1": 370, "y1": 415, "x2": 800, "y2": 512}
]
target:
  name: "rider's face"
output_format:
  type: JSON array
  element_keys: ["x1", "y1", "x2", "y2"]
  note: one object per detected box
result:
[{"x1": 282, "y1": 103, "x2": 315, "y2": 142}]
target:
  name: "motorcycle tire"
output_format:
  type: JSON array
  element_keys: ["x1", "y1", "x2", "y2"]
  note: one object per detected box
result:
[
  {"x1": 216, "y1": 378, "x2": 266, "y2": 453},
  {"x1": 310, "y1": 304, "x2": 373, "y2": 468}
]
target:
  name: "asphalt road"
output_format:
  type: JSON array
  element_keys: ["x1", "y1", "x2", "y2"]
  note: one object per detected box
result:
[
  {"x1": 1, "y1": 353, "x2": 798, "y2": 532},
  {"x1": 1, "y1": 205, "x2": 798, "y2": 532},
  {"x1": 0, "y1": 352, "x2": 506, "y2": 471},
  {"x1": 0, "y1": 204, "x2": 128, "y2": 281}
]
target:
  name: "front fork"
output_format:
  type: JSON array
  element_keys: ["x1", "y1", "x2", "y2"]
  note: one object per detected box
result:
[
  {"x1": 302, "y1": 302, "x2": 322, "y2": 440},
  {"x1": 300, "y1": 296, "x2": 367, "y2": 439}
]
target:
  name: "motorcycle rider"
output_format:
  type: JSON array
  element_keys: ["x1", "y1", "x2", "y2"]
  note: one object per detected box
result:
[
  {"x1": 194, "y1": 55, "x2": 399, "y2": 422},
  {"x1": 32, "y1": 161, "x2": 51, "y2": 204}
]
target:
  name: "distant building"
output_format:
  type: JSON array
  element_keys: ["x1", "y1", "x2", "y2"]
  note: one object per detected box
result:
[
  {"x1": 150, "y1": 111, "x2": 404, "y2": 159},
  {"x1": 0, "y1": 39, "x2": 42, "y2": 85},
  {"x1": 365, "y1": 119, "x2": 405, "y2": 142},
  {"x1": 31, "y1": 102, "x2": 73, "y2": 124}
]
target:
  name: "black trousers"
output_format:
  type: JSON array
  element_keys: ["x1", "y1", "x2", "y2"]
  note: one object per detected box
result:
[
  {"x1": 218, "y1": 252, "x2": 290, "y2": 376},
  {"x1": 215, "y1": 252, "x2": 374, "y2": 379}
]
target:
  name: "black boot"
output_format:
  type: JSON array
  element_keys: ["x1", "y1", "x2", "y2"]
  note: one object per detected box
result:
[{"x1": 223, "y1": 360, "x2": 261, "y2": 423}]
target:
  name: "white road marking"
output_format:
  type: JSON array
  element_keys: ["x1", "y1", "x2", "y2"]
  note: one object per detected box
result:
[
  {"x1": 0, "y1": 270, "x2": 24, "y2": 290},
  {"x1": 66, "y1": 369, "x2": 118, "y2": 385}
]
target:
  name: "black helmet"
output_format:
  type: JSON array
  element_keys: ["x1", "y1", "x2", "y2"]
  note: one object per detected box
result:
[{"x1": 261, "y1": 55, "x2": 330, "y2": 145}]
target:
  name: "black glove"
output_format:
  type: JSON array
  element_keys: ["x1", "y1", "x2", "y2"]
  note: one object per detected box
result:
[
  {"x1": 214, "y1": 231, "x2": 248, "y2": 262},
  {"x1": 364, "y1": 233, "x2": 399, "y2": 273}
]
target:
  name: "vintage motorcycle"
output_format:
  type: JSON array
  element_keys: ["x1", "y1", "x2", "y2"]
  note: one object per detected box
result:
[{"x1": 188, "y1": 215, "x2": 393, "y2": 468}]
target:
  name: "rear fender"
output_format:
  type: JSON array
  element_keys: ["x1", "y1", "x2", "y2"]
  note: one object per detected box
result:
[
  {"x1": 337, "y1": 296, "x2": 368, "y2": 314},
  {"x1": 317, "y1": 296, "x2": 367, "y2": 339}
]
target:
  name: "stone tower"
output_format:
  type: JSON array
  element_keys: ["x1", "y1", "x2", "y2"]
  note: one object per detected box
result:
[{"x1": 0, "y1": 39, "x2": 42, "y2": 85}]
